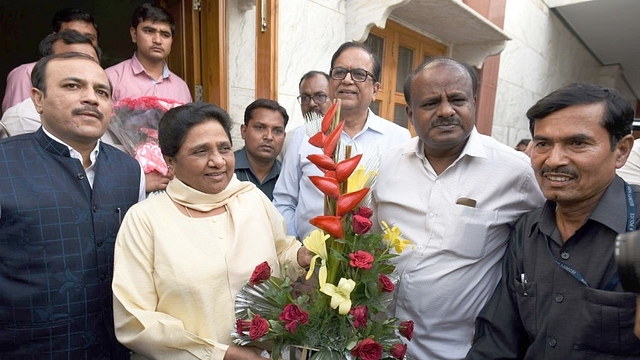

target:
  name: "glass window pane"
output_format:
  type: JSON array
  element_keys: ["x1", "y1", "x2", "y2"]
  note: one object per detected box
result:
[
  {"x1": 396, "y1": 46, "x2": 414, "y2": 93},
  {"x1": 364, "y1": 34, "x2": 384, "y2": 81},
  {"x1": 394, "y1": 104, "x2": 408, "y2": 128},
  {"x1": 369, "y1": 101, "x2": 380, "y2": 116}
]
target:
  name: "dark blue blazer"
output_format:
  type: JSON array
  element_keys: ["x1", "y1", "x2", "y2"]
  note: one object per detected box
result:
[{"x1": 0, "y1": 128, "x2": 140, "y2": 359}]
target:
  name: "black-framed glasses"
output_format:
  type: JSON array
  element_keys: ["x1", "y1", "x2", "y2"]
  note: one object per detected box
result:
[
  {"x1": 297, "y1": 93, "x2": 329, "y2": 105},
  {"x1": 329, "y1": 66, "x2": 376, "y2": 82}
]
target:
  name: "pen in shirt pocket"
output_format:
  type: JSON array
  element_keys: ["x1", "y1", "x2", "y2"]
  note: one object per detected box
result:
[
  {"x1": 520, "y1": 273, "x2": 528, "y2": 296},
  {"x1": 117, "y1": 207, "x2": 122, "y2": 225}
]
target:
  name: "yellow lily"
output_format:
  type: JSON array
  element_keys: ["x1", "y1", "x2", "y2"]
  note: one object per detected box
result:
[
  {"x1": 302, "y1": 229, "x2": 330, "y2": 290},
  {"x1": 347, "y1": 165, "x2": 377, "y2": 193},
  {"x1": 381, "y1": 221, "x2": 413, "y2": 254},
  {"x1": 321, "y1": 278, "x2": 356, "y2": 315}
]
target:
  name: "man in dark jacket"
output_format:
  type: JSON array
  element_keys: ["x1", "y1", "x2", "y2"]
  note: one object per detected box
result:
[
  {"x1": 0, "y1": 52, "x2": 144, "y2": 359},
  {"x1": 467, "y1": 83, "x2": 640, "y2": 359}
]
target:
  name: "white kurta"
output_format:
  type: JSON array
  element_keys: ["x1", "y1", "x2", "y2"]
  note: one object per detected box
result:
[{"x1": 112, "y1": 188, "x2": 304, "y2": 359}]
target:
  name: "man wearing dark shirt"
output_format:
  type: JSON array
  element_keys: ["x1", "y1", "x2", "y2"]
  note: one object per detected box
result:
[
  {"x1": 467, "y1": 83, "x2": 640, "y2": 359},
  {"x1": 234, "y1": 98, "x2": 288, "y2": 200}
]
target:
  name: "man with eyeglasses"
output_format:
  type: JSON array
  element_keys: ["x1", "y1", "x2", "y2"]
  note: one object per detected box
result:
[
  {"x1": 273, "y1": 42, "x2": 410, "y2": 241},
  {"x1": 280, "y1": 71, "x2": 333, "y2": 160},
  {"x1": 297, "y1": 71, "x2": 332, "y2": 118}
]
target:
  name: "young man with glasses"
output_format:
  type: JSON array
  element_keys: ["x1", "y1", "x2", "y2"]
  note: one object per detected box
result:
[{"x1": 273, "y1": 42, "x2": 410, "y2": 240}]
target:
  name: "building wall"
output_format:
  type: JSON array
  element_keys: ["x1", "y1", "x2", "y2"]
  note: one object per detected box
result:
[
  {"x1": 226, "y1": 0, "x2": 346, "y2": 149},
  {"x1": 492, "y1": 0, "x2": 635, "y2": 147}
]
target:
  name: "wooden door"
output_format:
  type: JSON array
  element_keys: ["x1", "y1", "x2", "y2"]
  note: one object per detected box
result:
[{"x1": 365, "y1": 20, "x2": 447, "y2": 135}]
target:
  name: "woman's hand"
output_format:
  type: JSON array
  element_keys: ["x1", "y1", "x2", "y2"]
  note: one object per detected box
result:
[
  {"x1": 223, "y1": 345, "x2": 268, "y2": 360},
  {"x1": 297, "y1": 246, "x2": 313, "y2": 269}
]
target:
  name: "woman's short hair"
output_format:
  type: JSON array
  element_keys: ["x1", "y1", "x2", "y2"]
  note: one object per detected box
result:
[{"x1": 159, "y1": 102, "x2": 234, "y2": 158}]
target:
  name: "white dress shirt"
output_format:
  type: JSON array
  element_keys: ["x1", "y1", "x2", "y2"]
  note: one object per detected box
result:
[
  {"x1": 42, "y1": 127, "x2": 146, "y2": 201},
  {"x1": 372, "y1": 129, "x2": 545, "y2": 360},
  {"x1": 273, "y1": 110, "x2": 410, "y2": 239},
  {"x1": 0, "y1": 98, "x2": 41, "y2": 137}
]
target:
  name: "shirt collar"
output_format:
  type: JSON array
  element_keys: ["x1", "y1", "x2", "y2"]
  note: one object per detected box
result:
[
  {"x1": 234, "y1": 147, "x2": 282, "y2": 181},
  {"x1": 42, "y1": 126, "x2": 101, "y2": 166},
  {"x1": 408, "y1": 126, "x2": 485, "y2": 163},
  {"x1": 361, "y1": 109, "x2": 386, "y2": 135},
  {"x1": 234, "y1": 147, "x2": 251, "y2": 169},
  {"x1": 131, "y1": 52, "x2": 169, "y2": 79},
  {"x1": 537, "y1": 175, "x2": 630, "y2": 239}
]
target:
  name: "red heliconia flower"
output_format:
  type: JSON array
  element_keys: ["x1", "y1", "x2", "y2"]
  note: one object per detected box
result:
[
  {"x1": 321, "y1": 102, "x2": 338, "y2": 133},
  {"x1": 309, "y1": 132, "x2": 327, "y2": 149},
  {"x1": 309, "y1": 215, "x2": 343, "y2": 239},
  {"x1": 399, "y1": 320, "x2": 414, "y2": 341},
  {"x1": 323, "y1": 121, "x2": 345, "y2": 157},
  {"x1": 309, "y1": 176, "x2": 340, "y2": 199},
  {"x1": 390, "y1": 343, "x2": 408, "y2": 359},
  {"x1": 307, "y1": 153, "x2": 336, "y2": 172},
  {"x1": 334, "y1": 154, "x2": 362, "y2": 183},
  {"x1": 337, "y1": 188, "x2": 369, "y2": 217}
]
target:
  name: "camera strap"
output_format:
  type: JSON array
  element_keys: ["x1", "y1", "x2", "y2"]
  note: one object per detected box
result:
[{"x1": 546, "y1": 181, "x2": 635, "y2": 289}]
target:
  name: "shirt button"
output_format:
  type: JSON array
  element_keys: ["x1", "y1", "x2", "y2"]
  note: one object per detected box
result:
[
  {"x1": 100, "y1": 274, "x2": 107, "y2": 281},
  {"x1": 92, "y1": 205, "x2": 98, "y2": 212},
  {"x1": 554, "y1": 294, "x2": 564, "y2": 303},
  {"x1": 77, "y1": 173, "x2": 85, "y2": 180},
  {"x1": 548, "y1": 337, "x2": 557, "y2": 347},
  {"x1": 97, "y1": 241, "x2": 104, "y2": 247},
  {"x1": 560, "y1": 252, "x2": 570, "y2": 260},
  {"x1": 435, "y1": 180, "x2": 441, "y2": 184},
  {"x1": 428, "y1": 213, "x2": 435, "y2": 218}
]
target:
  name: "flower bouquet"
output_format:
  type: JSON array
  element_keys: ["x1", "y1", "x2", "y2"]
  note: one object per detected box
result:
[
  {"x1": 108, "y1": 96, "x2": 183, "y2": 175},
  {"x1": 233, "y1": 100, "x2": 414, "y2": 360}
]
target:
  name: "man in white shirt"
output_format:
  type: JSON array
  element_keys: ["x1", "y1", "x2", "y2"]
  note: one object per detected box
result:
[
  {"x1": 273, "y1": 42, "x2": 410, "y2": 240},
  {"x1": 371, "y1": 57, "x2": 545, "y2": 359}
]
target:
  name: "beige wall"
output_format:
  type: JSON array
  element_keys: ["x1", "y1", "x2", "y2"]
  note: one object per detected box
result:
[{"x1": 492, "y1": 0, "x2": 636, "y2": 147}]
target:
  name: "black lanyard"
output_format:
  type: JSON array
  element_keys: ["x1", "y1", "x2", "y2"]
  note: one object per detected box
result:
[{"x1": 546, "y1": 181, "x2": 635, "y2": 288}]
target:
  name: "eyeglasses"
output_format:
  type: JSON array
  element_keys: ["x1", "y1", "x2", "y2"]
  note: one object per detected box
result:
[
  {"x1": 297, "y1": 93, "x2": 329, "y2": 105},
  {"x1": 329, "y1": 66, "x2": 376, "y2": 82}
]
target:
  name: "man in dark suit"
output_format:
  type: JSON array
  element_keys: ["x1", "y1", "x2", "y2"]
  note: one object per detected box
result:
[{"x1": 0, "y1": 52, "x2": 144, "y2": 359}]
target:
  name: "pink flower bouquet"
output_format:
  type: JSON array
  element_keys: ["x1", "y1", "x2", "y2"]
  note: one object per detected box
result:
[{"x1": 109, "y1": 96, "x2": 183, "y2": 175}]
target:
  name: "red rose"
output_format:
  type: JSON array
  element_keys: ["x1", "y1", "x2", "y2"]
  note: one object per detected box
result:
[
  {"x1": 354, "y1": 206, "x2": 373, "y2": 219},
  {"x1": 249, "y1": 314, "x2": 270, "y2": 340},
  {"x1": 349, "y1": 250, "x2": 374, "y2": 270},
  {"x1": 390, "y1": 343, "x2": 407, "y2": 359},
  {"x1": 236, "y1": 318, "x2": 251, "y2": 335},
  {"x1": 351, "y1": 338, "x2": 383, "y2": 360},
  {"x1": 379, "y1": 274, "x2": 395, "y2": 292},
  {"x1": 278, "y1": 303, "x2": 309, "y2": 333},
  {"x1": 350, "y1": 305, "x2": 368, "y2": 329},
  {"x1": 352, "y1": 214, "x2": 373, "y2": 234},
  {"x1": 399, "y1": 320, "x2": 414, "y2": 341},
  {"x1": 249, "y1": 261, "x2": 271, "y2": 285}
]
